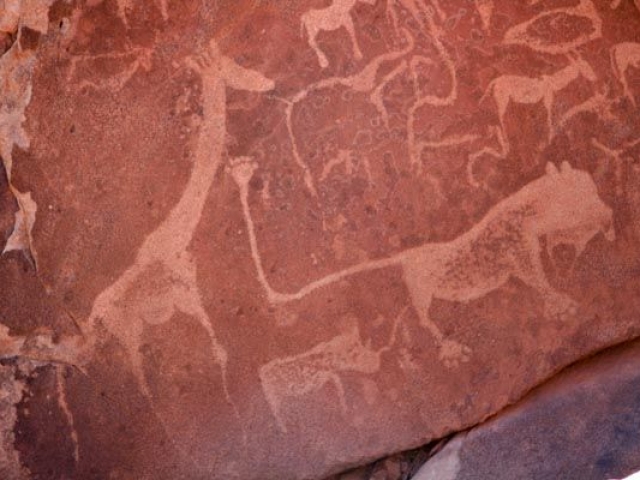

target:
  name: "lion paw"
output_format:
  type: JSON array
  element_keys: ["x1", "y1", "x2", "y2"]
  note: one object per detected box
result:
[
  {"x1": 544, "y1": 295, "x2": 579, "y2": 321},
  {"x1": 439, "y1": 339, "x2": 471, "y2": 368},
  {"x1": 229, "y1": 157, "x2": 257, "y2": 187}
]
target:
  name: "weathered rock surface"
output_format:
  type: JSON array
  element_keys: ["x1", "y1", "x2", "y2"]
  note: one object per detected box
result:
[
  {"x1": 412, "y1": 339, "x2": 640, "y2": 480},
  {"x1": 1, "y1": 0, "x2": 639, "y2": 478}
]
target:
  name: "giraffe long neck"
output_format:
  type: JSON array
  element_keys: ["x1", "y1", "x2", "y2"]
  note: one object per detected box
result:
[{"x1": 141, "y1": 78, "x2": 227, "y2": 260}]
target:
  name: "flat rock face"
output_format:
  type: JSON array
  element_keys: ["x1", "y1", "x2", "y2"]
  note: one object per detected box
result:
[
  {"x1": 412, "y1": 339, "x2": 640, "y2": 480},
  {"x1": 1, "y1": 0, "x2": 640, "y2": 478}
]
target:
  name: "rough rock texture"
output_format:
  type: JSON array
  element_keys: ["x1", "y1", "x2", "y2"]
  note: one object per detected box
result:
[
  {"x1": 411, "y1": 339, "x2": 640, "y2": 480},
  {"x1": 1, "y1": 0, "x2": 639, "y2": 479}
]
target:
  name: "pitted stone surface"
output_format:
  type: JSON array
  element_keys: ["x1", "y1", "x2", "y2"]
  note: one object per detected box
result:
[{"x1": 1, "y1": 0, "x2": 640, "y2": 478}]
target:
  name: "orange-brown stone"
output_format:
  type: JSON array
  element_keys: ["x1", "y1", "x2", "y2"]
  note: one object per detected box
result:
[{"x1": 1, "y1": 0, "x2": 639, "y2": 478}]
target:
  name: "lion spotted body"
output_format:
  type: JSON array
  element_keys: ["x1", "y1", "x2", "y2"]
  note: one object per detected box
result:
[{"x1": 233, "y1": 160, "x2": 615, "y2": 367}]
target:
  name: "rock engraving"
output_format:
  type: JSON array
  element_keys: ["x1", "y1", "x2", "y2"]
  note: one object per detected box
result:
[
  {"x1": 282, "y1": 28, "x2": 414, "y2": 195},
  {"x1": 259, "y1": 308, "x2": 405, "y2": 432},
  {"x1": 503, "y1": 0, "x2": 602, "y2": 54},
  {"x1": 481, "y1": 53, "x2": 598, "y2": 142},
  {"x1": 83, "y1": 39, "x2": 274, "y2": 414},
  {"x1": 233, "y1": 158, "x2": 615, "y2": 368},
  {"x1": 301, "y1": 0, "x2": 377, "y2": 68}
]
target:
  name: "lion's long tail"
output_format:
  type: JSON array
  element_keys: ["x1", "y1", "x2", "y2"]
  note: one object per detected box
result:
[{"x1": 238, "y1": 179, "x2": 401, "y2": 304}]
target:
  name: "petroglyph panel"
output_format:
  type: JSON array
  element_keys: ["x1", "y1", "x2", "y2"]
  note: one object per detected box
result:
[{"x1": 3, "y1": 0, "x2": 640, "y2": 479}]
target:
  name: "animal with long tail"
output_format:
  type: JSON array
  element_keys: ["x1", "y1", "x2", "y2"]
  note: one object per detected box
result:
[{"x1": 231, "y1": 157, "x2": 615, "y2": 367}]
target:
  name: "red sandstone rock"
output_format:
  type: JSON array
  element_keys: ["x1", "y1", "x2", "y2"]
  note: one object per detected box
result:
[{"x1": 1, "y1": 0, "x2": 640, "y2": 478}]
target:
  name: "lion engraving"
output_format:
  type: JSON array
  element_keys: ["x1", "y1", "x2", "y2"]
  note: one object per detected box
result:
[{"x1": 232, "y1": 159, "x2": 615, "y2": 367}]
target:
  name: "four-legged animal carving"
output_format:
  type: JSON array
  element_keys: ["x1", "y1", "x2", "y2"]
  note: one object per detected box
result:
[
  {"x1": 83, "y1": 39, "x2": 274, "y2": 413},
  {"x1": 232, "y1": 158, "x2": 615, "y2": 368},
  {"x1": 259, "y1": 309, "x2": 405, "y2": 432},
  {"x1": 301, "y1": 0, "x2": 376, "y2": 68},
  {"x1": 481, "y1": 53, "x2": 598, "y2": 142},
  {"x1": 611, "y1": 42, "x2": 640, "y2": 106}
]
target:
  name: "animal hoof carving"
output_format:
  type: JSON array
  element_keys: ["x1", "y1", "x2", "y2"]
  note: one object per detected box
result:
[
  {"x1": 230, "y1": 157, "x2": 258, "y2": 188},
  {"x1": 439, "y1": 339, "x2": 471, "y2": 368}
]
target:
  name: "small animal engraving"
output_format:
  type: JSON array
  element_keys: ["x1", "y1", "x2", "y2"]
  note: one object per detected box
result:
[
  {"x1": 481, "y1": 53, "x2": 598, "y2": 142},
  {"x1": 259, "y1": 309, "x2": 404, "y2": 432},
  {"x1": 301, "y1": 0, "x2": 377, "y2": 68}
]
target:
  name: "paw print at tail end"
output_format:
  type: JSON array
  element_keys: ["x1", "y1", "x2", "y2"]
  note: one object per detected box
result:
[{"x1": 229, "y1": 157, "x2": 258, "y2": 188}]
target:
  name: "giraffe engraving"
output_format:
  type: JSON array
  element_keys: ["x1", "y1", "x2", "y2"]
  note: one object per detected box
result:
[{"x1": 82, "y1": 40, "x2": 274, "y2": 419}]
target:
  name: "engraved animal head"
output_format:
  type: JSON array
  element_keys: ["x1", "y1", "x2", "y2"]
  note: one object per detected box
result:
[{"x1": 532, "y1": 162, "x2": 615, "y2": 256}]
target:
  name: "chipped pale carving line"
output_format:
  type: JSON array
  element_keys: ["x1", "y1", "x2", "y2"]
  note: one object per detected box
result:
[
  {"x1": 555, "y1": 85, "x2": 618, "y2": 137},
  {"x1": 467, "y1": 125, "x2": 509, "y2": 188},
  {"x1": 66, "y1": 48, "x2": 153, "y2": 92},
  {"x1": 281, "y1": 28, "x2": 415, "y2": 196},
  {"x1": 503, "y1": 0, "x2": 603, "y2": 54},
  {"x1": 83, "y1": 40, "x2": 273, "y2": 444},
  {"x1": 259, "y1": 307, "x2": 407, "y2": 432},
  {"x1": 406, "y1": 7, "x2": 458, "y2": 173},
  {"x1": 591, "y1": 137, "x2": 640, "y2": 197},
  {"x1": 480, "y1": 53, "x2": 598, "y2": 145},
  {"x1": 300, "y1": 0, "x2": 377, "y2": 69},
  {"x1": 475, "y1": 0, "x2": 494, "y2": 31},
  {"x1": 234, "y1": 159, "x2": 614, "y2": 368}
]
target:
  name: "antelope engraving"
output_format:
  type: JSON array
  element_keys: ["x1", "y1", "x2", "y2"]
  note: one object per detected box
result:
[
  {"x1": 259, "y1": 309, "x2": 405, "y2": 432},
  {"x1": 480, "y1": 53, "x2": 598, "y2": 142},
  {"x1": 82, "y1": 39, "x2": 274, "y2": 418},
  {"x1": 610, "y1": 42, "x2": 640, "y2": 106},
  {"x1": 232, "y1": 158, "x2": 615, "y2": 368},
  {"x1": 301, "y1": 0, "x2": 376, "y2": 69}
]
